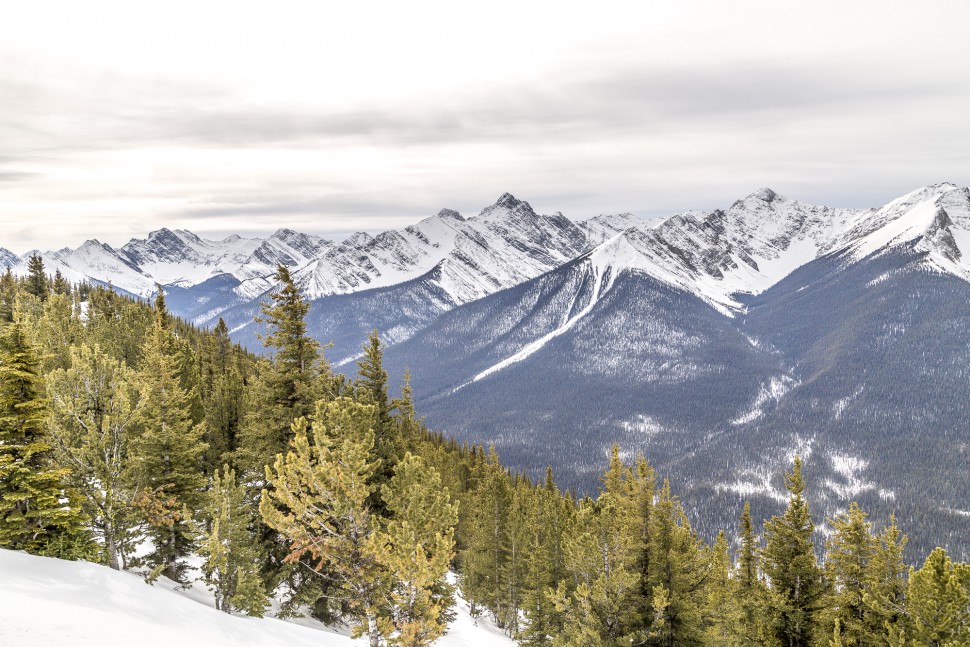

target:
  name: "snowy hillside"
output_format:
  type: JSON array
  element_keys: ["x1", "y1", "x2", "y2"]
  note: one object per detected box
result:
[{"x1": 0, "y1": 549, "x2": 513, "y2": 647}]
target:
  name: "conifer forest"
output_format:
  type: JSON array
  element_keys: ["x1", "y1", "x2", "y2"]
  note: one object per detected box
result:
[{"x1": 2, "y1": 257, "x2": 969, "y2": 647}]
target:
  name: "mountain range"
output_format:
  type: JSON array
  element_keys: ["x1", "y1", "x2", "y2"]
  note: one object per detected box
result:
[{"x1": 5, "y1": 183, "x2": 970, "y2": 558}]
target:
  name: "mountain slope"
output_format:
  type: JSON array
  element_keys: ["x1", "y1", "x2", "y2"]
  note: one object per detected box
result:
[
  {"x1": 380, "y1": 183, "x2": 970, "y2": 558},
  {"x1": 0, "y1": 549, "x2": 513, "y2": 647}
]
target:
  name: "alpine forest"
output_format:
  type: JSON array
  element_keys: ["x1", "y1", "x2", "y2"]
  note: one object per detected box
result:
[{"x1": 1, "y1": 256, "x2": 968, "y2": 647}]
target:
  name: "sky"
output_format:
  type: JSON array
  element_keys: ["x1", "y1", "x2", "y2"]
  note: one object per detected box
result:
[{"x1": 2, "y1": 0, "x2": 969, "y2": 253}]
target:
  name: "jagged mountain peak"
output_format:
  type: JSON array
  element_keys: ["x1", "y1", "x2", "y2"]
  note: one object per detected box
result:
[
  {"x1": 436, "y1": 208, "x2": 464, "y2": 221},
  {"x1": 476, "y1": 193, "x2": 537, "y2": 222},
  {"x1": 342, "y1": 231, "x2": 375, "y2": 248},
  {"x1": 754, "y1": 187, "x2": 779, "y2": 202}
]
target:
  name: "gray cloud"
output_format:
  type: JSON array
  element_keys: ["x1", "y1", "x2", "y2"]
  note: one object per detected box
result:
[{"x1": 5, "y1": 58, "x2": 961, "y2": 154}]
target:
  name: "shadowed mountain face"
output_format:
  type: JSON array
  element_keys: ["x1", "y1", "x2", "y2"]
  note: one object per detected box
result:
[
  {"x1": 6, "y1": 184, "x2": 970, "y2": 558},
  {"x1": 383, "y1": 242, "x2": 970, "y2": 560}
]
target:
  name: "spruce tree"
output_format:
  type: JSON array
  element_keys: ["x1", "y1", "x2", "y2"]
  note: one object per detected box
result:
[
  {"x1": 238, "y1": 265, "x2": 322, "y2": 473},
  {"x1": 761, "y1": 456, "x2": 825, "y2": 647},
  {"x1": 863, "y1": 515, "x2": 908, "y2": 642},
  {"x1": 25, "y1": 253, "x2": 48, "y2": 302},
  {"x1": 0, "y1": 321, "x2": 89, "y2": 557},
  {"x1": 52, "y1": 269, "x2": 71, "y2": 296},
  {"x1": 128, "y1": 292, "x2": 208, "y2": 581},
  {"x1": 356, "y1": 329, "x2": 405, "y2": 506},
  {"x1": 904, "y1": 547, "x2": 969, "y2": 646},
  {"x1": 733, "y1": 500, "x2": 769, "y2": 645},
  {"x1": 0, "y1": 267, "x2": 16, "y2": 323},
  {"x1": 197, "y1": 465, "x2": 268, "y2": 616},
  {"x1": 822, "y1": 502, "x2": 876, "y2": 646}
]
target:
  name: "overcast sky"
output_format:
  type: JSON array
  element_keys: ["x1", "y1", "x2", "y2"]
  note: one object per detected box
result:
[{"x1": 2, "y1": 0, "x2": 969, "y2": 252}]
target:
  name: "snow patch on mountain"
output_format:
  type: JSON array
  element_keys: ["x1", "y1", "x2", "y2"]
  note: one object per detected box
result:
[
  {"x1": 455, "y1": 260, "x2": 608, "y2": 390},
  {"x1": 823, "y1": 452, "x2": 895, "y2": 502},
  {"x1": 716, "y1": 467, "x2": 789, "y2": 504},
  {"x1": 730, "y1": 375, "x2": 799, "y2": 425}
]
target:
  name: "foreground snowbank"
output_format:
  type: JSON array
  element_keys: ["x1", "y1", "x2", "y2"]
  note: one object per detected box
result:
[{"x1": 0, "y1": 549, "x2": 513, "y2": 647}]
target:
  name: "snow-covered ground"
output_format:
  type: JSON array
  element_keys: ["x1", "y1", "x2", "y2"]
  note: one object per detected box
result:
[{"x1": 0, "y1": 549, "x2": 514, "y2": 647}]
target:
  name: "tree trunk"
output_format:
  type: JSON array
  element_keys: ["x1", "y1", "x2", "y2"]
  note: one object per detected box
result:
[{"x1": 367, "y1": 612, "x2": 381, "y2": 647}]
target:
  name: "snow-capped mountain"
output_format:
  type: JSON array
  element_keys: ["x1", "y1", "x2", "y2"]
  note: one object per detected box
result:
[
  {"x1": 290, "y1": 194, "x2": 591, "y2": 306},
  {"x1": 376, "y1": 182, "x2": 970, "y2": 559},
  {"x1": 120, "y1": 227, "x2": 332, "y2": 289},
  {"x1": 0, "y1": 247, "x2": 17, "y2": 269},
  {"x1": 5, "y1": 183, "x2": 970, "y2": 557},
  {"x1": 4, "y1": 228, "x2": 333, "y2": 298}
]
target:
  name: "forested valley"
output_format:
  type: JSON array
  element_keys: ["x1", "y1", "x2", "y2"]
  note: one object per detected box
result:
[{"x1": 1, "y1": 257, "x2": 968, "y2": 647}]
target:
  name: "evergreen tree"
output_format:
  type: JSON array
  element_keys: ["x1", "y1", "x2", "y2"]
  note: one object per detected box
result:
[
  {"x1": 197, "y1": 465, "x2": 268, "y2": 616},
  {"x1": 0, "y1": 321, "x2": 89, "y2": 557},
  {"x1": 128, "y1": 292, "x2": 208, "y2": 581},
  {"x1": 460, "y1": 446, "x2": 513, "y2": 622},
  {"x1": 25, "y1": 253, "x2": 48, "y2": 302},
  {"x1": 238, "y1": 265, "x2": 322, "y2": 473},
  {"x1": 822, "y1": 502, "x2": 876, "y2": 646},
  {"x1": 732, "y1": 501, "x2": 769, "y2": 645},
  {"x1": 557, "y1": 446, "x2": 643, "y2": 646},
  {"x1": 863, "y1": 515, "x2": 908, "y2": 642},
  {"x1": 645, "y1": 479, "x2": 709, "y2": 647},
  {"x1": 0, "y1": 266, "x2": 16, "y2": 323},
  {"x1": 518, "y1": 470, "x2": 569, "y2": 646},
  {"x1": 375, "y1": 453, "x2": 459, "y2": 646},
  {"x1": 52, "y1": 269, "x2": 71, "y2": 296},
  {"x1": 903, "y1": 547, "x2": 969, "y2": 646},
  {"x1": 357, "y1": 329, "x2": 390, "y2": 429},
  {"x1": 47, "y1": 344, "x2": 142, "y2": 569},
  {"x1": 761, "y1": 456, "x2": 825, "y2": 647},
  {"x1": 705, "y1": 532, "x2": 734, "y2": 646},
  {"x1": 30, "y1": 292, "x2": 83, "y2": 373},
  {"x1": 260, "y1": 398, "x2": 385, "y2": 646},
  {"x1": 356, "y1": 329, "x2": 405, "y2": 507}
]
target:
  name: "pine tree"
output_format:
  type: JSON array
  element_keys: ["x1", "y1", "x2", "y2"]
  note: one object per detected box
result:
[
  {"x1": 0, "y1": 321, "x2": 90, "y2": 557},
  {"x1": 47, "y1": 344, "x2": 142, "y2": 569},
  {"x1": 822, "y1": 502, "x2": 876, "y2": 646},
  {"x1": 645, "y1": 479, "x2": 709, "y2": 647},
  {"x1": 25, "y1": 253, "x2": 48, "y2": 302},
  {"x1": 904, "y1": 547, "x2": 969, "y2": 646},
  {"x1": 375, "y1": 452, "x2": 459, "y2": 646},
  {"x1": 356, "y1": 329, "x2": 405, "y2": 505},
  {"x1": 197, "y1": 465, "x2": 268, "y2": 616},
  {"x1": 460, "y1": 446, "x2": 512, "y2": 622},
  {"x1": 238, "y1": 265, "x2": 322, "y2": 473},
  {"x1": 863, "y1": 515, "x2": 908, "y2": 642},
  {"x1": 260, "y1": 397, "x2": 385, "y2": 646},
  {"x1": 518, "y1": 469, "x2": 569, "y2": 646},
  {"x1": 0, "y1": 266, "x2": 16, "y2": 323},
  {"x1": 761, "y1": 456, "x2": 825, "y2": 647},
  {"x1": 557, "y1": 446, "x2": 643, "y2": 646},
  {"x1": 705, "y1": 532, "x2": 734, "y2": 646},
  {"x1": 732, "y1": 501, "x2": 769, "y2": 645},
  {"x1": 128, "y1": 292, "x2": 208, "y2": 581}
]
